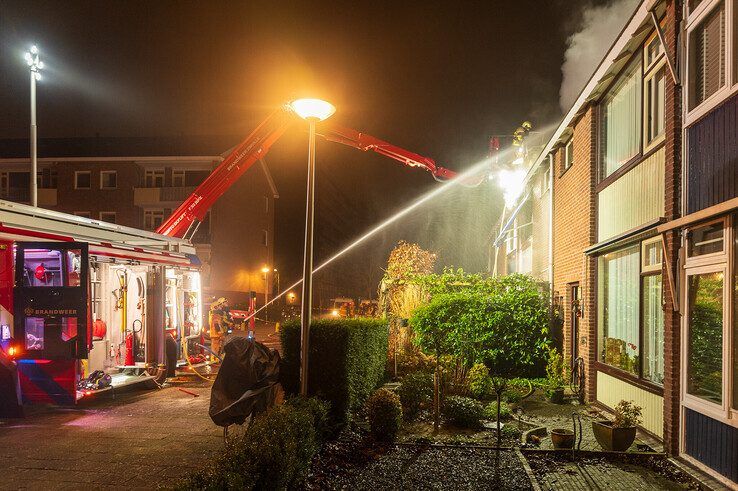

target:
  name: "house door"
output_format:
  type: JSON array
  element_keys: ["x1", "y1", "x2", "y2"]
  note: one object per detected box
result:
[{"x1": 569, "y1": 283, "x2": 581, "y2": 364}]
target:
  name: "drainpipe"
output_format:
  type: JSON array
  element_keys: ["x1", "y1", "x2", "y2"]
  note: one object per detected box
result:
[{"x1": 548, "y1": 156, "x2": 554, "y2": 296}]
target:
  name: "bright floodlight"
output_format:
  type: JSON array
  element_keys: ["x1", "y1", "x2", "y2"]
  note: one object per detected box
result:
[
  {"x1": 261, "y1": 266, "x2": 271, "y2": 274},
  {"x1": 25, "y1": 45, "x2": 42, "y2": 78},
  {"x1": 290, "y1": 98, "x2": 336, "y2": 121}
]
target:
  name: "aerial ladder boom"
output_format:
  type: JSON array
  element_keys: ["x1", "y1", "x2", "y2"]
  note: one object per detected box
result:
[{"x1": 156, "y1": 103, "x2": 458, "y2": 239}]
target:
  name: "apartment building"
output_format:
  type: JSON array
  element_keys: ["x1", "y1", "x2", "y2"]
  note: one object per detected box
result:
[
  {"x1": 0, "y1": 137, "x2": 278, "y2": 308},
  {"x1": 492, "y1": 0, "x2": 717, "y2": 476}
]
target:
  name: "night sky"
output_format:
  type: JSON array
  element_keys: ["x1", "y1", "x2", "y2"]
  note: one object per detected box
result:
[{"x1": 0, "y1": 0, "x2": 600, "y2": 301}]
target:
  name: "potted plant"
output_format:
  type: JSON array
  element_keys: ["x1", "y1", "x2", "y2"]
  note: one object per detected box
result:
[
  {"x1": 592, "y1": 400, "x2": 642, "y2": 451},
  {"x1": 550, "y1": 428, "x2": 575, "y2": 449},
  {"x1": 544, "y1": 348, "x2": 566, "y2": 404}
]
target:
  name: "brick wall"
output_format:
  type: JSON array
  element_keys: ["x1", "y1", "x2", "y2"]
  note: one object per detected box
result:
[
  {"x1": 552, "y1": 106, "x2": 597, "y2": 402},
  {"x1": 662, "y1": 0, "x2": 683, "y2": 456}
]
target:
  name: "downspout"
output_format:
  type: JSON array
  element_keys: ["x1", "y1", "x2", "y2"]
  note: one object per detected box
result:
[{"x1": 548, "y1": 156, "x2": 554, "y2": 296}]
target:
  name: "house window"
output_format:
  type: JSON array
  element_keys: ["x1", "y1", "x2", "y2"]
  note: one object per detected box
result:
[
  {"x1": 686, "y1": 270, "x2": 724, "y2": 404},
  {"x1": 261, "y1": 229, "x2": 268, "y2": 247},
  {"x1": 172, "y1": 170, "x2": 185, "y2": 187},
  {"x1": 689, "y1": 2, "x2": 726, "y2": 110},
  {"x1": 74, "y1": 211, "x2": 91, "y2": 219},
  {"x1": 74, "y1": 171, "x2": 91, "y2": 190},
  {"x1": 144, "y1": 209, "x2": 165, "y2": 231},
  {"x1": 99, "y1": 212, "x2": 116, "y2": 224},
  {"x1": 598, "y1": 245, "x2": 641, "y2": 374},
  {"x1": 598, "y1": 238, "x2": 664, "y2": 384},
  {"x1": 564, "y1": 140, "x2": 574, "y2": 171},
  {"x1": 688, "y1": 220, "x2": 725, "y2": 257},
  {"x1": 600, "y1": 56, "x2": 642, "y2": 178},
  {"x1": 645, "y1": 35, "x2": 665, "y2": 69},
  {"x1": 644, "y1": 63, "x2": 666, "y2": 149},
  {"x1": 100, "y1": 170, "x2": 117, "y2": 190},
  {"x1": 145, "y1": 169, "x2": 165, "y2": 187}
]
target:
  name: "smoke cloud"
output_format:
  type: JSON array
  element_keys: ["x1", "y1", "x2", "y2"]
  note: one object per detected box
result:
[{"x1": 559, "y1": 0, "x2": 640, "y2": 112}]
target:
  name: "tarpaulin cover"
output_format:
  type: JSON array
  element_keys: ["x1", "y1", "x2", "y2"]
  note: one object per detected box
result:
[{"x1": 209, "y1": 336, "x2": 281, "y2": 427}]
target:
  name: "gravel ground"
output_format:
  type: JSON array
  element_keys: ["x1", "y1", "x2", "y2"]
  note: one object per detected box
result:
[{"x1": 305, "y1": 427, "x2": 533, "y2": 490}]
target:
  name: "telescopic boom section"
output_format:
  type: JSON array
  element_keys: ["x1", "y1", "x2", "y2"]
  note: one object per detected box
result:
[{"x1": 156, "y1": 105, "x2": 458, "y2": 239}]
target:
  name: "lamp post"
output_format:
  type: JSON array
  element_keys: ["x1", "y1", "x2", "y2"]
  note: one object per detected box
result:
[
  {"x1": 261, "y1": 266, "x2": 271, "y2": 322},
  {"x1": 290, "y1": 98, "x2": 336, "y2": 396},
  {"x1": 24, "y1": 45, "x2": 43, "y2": 208}
]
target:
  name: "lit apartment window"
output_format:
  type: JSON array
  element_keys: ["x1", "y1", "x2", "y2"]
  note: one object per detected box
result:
[
  {"x1": 600, "y1": 56, "x2": 642, "y2": 178},
  {"x1": 564, "y1": 140, "x2": 574, "y2": 171},
  {"x1": 144, "y1": 209, "x2": 165, "y2": 230},
  {"x1": 100, "y1": 170, "x2": 117, "y2": 190},
  {"x1": 74, "y1": 171, "x2": 91, "y2": 189},
  {"x1": 74, "y1": 211, "x2": 91, "y2": 219},
  {"x1": 99, "y1": 212, "x2": 116, "y2": 224},
  {"x1": 172, "y1": 170, "x2": 185, "y2": 187},
  {"x1": 689, "y1": 2, "x2": 726, "y2": 110},
  {"x1": 261, "y1": 229, "x2": 268, "y2": 247},
  {"x1": 145, "y1": 169, "x2": 165, "y2": 187},
  {"x1": 597, "y1": 238, "x2": 664, "y2": 384}
]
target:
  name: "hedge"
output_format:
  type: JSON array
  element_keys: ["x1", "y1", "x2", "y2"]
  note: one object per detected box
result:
[
  {"x1": 177, "y1": 397, "x2": 329, "y2": 490},
  {"x1": 280, "y1": 318, "x2": 388, "y2": 423}
]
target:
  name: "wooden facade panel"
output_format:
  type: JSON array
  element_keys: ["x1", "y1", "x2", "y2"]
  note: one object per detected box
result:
[
  {"x1": 596, "y1": 371, "x2": 663, "y2": 437},
  {"x1": 598, "y1": 148, "x2": 665, "y2": 242},
  {"x1": 687, "y1": 92, "x2": 738, "y2": 214},
  {"x1": 685, "y1": 408, "x2": 738, "y2": 483}
]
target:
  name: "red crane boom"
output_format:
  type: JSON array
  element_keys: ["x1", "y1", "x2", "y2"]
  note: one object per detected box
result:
[{"x1": 156, "y1": 103, "x2": 458, "y2": 239}]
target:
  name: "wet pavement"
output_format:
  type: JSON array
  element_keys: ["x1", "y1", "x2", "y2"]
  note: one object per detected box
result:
[{"x1": 0, "y1": 379, "x2": 220, "y2": 490}]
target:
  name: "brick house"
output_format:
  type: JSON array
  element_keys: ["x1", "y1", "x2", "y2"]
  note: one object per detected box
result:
[
  {"x1": 0, "y1": 137, "x2": 278, "y2": 309},
  {"x1": 493, "y1": 0, "x2": 700, "y2": 472}
]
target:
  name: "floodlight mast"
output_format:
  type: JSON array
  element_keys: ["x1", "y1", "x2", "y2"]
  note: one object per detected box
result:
[
  {"x1": 156, "y1": 102, "x2": 462, "y2": 240},
  {"x1": 25, "y1": 45, "x2": 43, "y2": 207}
]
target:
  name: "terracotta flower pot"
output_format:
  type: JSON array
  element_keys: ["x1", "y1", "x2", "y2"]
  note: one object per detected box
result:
[
  {"x1": 550, "y1": 428, "x2": 575, "y2": 449},
  {"x1": 591, "y1": 420, "x2": 636, "y2": 451}
]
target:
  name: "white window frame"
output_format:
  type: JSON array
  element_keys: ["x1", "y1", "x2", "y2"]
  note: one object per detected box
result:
[
  {"x1": 685, "y1": 0, "x2": 736, "y2": 126},
  {"x1": 99, "y1": 211, "x2": 116, "y2": 223},
  {"x1": 73, "y1": 211, "x2": 91, "y2": 219},
  {"x1": 685, "y1": 216, "x2": 729, "y2": 266},
  {"x1": 145, "y1": 169, "x2": 165, "y2": 188},
  {"x1": 641, "y1": 236, "x2": 664, "y2": 273},
  {"x1": 74, "y1": 171, "x2": 91, "y2": 190},
  {"x1": 643, "y1": 52, "x2": 667, "y2": 153},
  {"x1": 100, "y1": 170, "x2": 117, "y2": 190},
  {"x1": 172, "y1": 169, "x2": 185, "y2": 187},
  {"x1": 564, "y1": 140, "x2": 574, "y2": 171},
  {"x1": 144, "y1": 208, "x2": 165, "y2": 231}
]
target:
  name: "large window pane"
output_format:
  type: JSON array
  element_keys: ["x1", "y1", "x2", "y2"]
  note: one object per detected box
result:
[
  {"x1": 645, "y1": 65, "x2": 666, "y2": 146},
  {"x1": 598, "y1": 245, "x2": 640, "y2": 374},
  {"x1": 687, "y1": 272, "x2": 723, "y2": 404},
  {"x1": 643, "y1": 274, "x2": 664, "y2": 384},
  {"x1": 689, "y1": 2, "x2": 725, "y2": 109},
  {"x1": 601, "y1": 57, "x2": 642, "y2": 178}
]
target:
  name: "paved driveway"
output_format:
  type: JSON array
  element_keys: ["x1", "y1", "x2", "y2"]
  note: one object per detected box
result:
[{"x1": 0, "y1": 380, "x2": 221, "y2": 490}]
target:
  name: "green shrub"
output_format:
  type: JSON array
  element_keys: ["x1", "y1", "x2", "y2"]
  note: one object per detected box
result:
[
  {"x1": 484, "y1": 400, "x2": 511, "y2": 421},
  {"x1": 286, "y1": 396, "x2": 331, "y2": 441},
  {"x1": 467, "y1": 363, "x2": 492, "y2": 399},
  {"x1": 280, "y1": 318, "x2": 389, "y2": 423},
  {"x1": 177, "y1": 399, "x2": 325, "y2": 490},
  {"x1": 397, "y1": 371, "x2": 434, "y2": 420},
  {"x1": 501, "y1": 424, "x2": 522, "y2": 440},
  {"x1": 443, "y1": 395, "x2": 485, "y2": 428},
  {"x1": 366, "y1": 388, "x2": 403, "y2": 442}
]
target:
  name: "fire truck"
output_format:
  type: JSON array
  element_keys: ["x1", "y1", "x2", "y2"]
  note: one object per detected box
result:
[{"x1": 1, "y1": 101, "x2": 460, "y2": 408}]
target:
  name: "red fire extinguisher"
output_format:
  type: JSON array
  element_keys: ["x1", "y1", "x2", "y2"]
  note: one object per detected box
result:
[{"x1": 125, "y1": 331, "x2": 134, "y2": 366}]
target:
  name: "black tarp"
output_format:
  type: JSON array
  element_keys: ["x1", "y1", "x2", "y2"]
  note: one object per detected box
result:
[{"x1": 209, "y1": 336, "x2": 281, "y2": 427}]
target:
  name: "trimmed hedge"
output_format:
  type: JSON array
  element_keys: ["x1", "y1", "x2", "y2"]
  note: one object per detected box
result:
[
  {"x1": 178, "y1": 397, "x2": 329, "y2": 490},
  {"x1": 280, "y1": 318, "x2": 389, "y2": 422}
]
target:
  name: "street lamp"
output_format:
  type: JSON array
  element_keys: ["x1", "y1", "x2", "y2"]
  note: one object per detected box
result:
[
  {"x1": 261, "y1": 266, "x2": 270, "y2": 323},
  {"x1": 290, "y1": 98, "x2": 336, "y2": 396},
  {"x1": 24, "y1": 45, "x2": 43, "y2": 208}
]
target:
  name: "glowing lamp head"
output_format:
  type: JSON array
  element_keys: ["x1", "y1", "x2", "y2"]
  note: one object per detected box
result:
[
  {"x1": 7, "y1": 346, "x2": 17, "y2": 357},
  {"x1": 261, "y1": 266, "x2": 270, "y2": 274},
  {"x1": 498, "y1": 168, "x2": 527, "y2": 209},
  {"x1": 331, "y1": 309, "x2": 340, "y2": 317},
  {"x1": 289, "y1": 98, "x2": 336, "y2": 121}
]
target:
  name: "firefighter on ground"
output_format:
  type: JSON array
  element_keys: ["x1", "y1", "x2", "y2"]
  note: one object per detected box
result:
[{"x1": 209, "y1": 297, "x2": 234, "y2": 358}]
